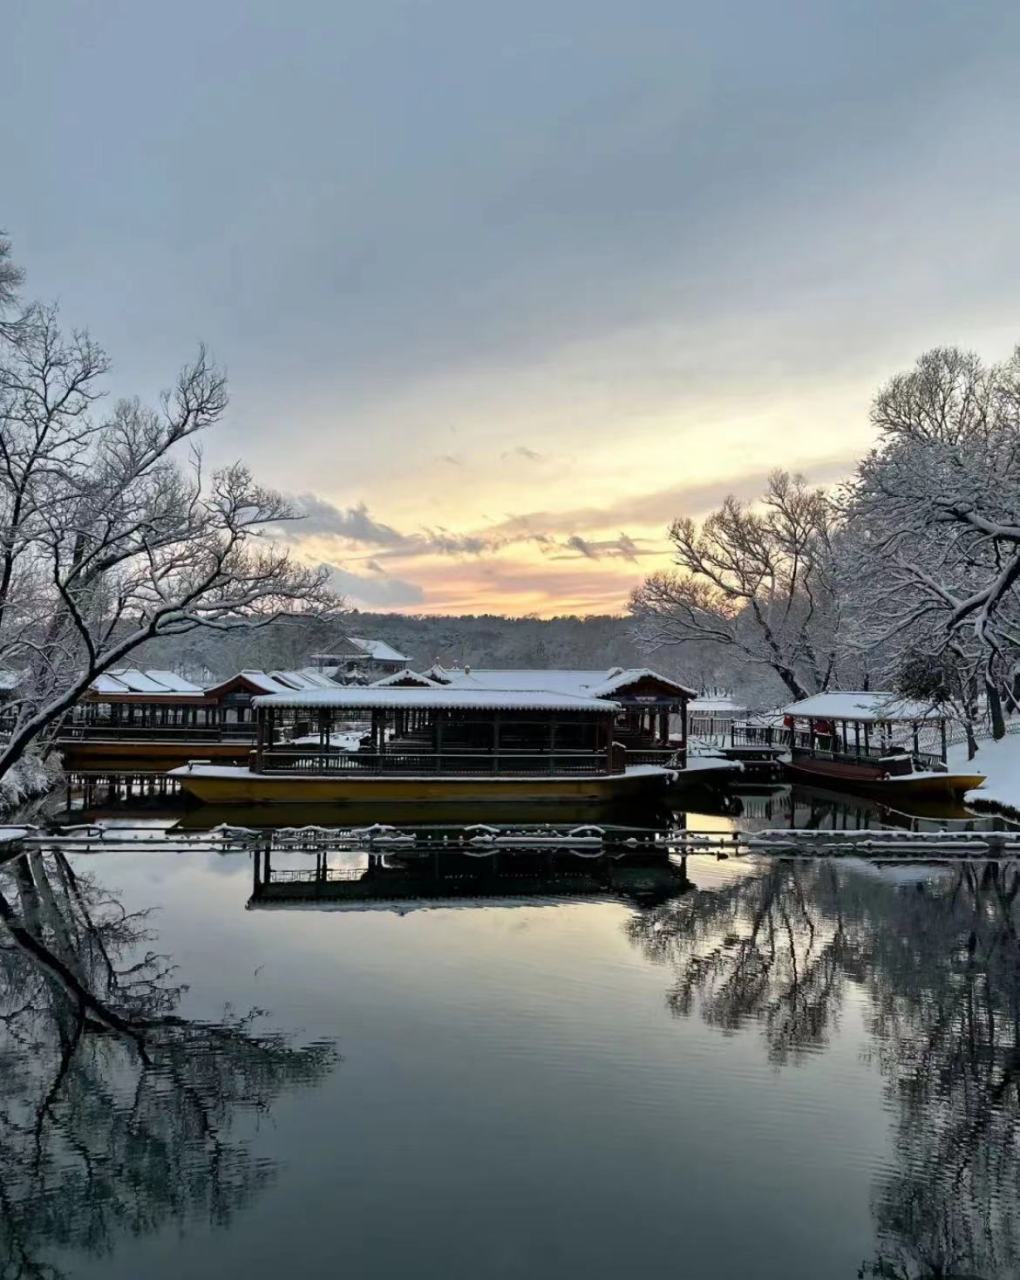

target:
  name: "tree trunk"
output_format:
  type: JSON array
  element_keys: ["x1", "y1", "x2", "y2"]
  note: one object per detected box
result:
[{"x1": 987, "y1": 681, "x2": 1006, "y2": 741}]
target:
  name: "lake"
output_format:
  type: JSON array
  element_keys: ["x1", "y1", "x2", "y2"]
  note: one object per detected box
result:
[{"x1": 2, "y1": 788, "x2": 1017, "y2": 1279}]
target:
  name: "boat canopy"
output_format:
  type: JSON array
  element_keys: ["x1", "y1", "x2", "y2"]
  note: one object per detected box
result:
[
  {"x1": 782, "y1": 692, "x2": 944, "y2": 724},
  {"x1": 428, "y1": 666, "x2": 696, "y2": 700}
]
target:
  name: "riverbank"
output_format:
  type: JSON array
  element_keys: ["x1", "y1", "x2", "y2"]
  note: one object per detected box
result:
[{"x1": 949, "y1": 734, "x2": 1020, "y2": 818}]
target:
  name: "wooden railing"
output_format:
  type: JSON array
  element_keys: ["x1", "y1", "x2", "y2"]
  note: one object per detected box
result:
[
  {"x1": 257, "y1": 747, "x2": 614, "y2": 776},
  {"x1": 731, "y1": 725, "x2": 791, "y2": 750},
  {"x1": 730, "y1": 724, "x2": 945, "y2": 772},
  {"x1": 624, "y1": 748, "x2": 685, "y2": 767},
  {"x1": 58, "y1": 724, "x2": 257, "y2": 742}
]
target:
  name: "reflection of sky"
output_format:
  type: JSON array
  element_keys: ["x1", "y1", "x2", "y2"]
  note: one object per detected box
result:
[
  {"x1": 63, "y1": 846, "x2": 891, "y2": 1279},
  {"x1": 6, "y1": 2, "x2": 1020, "y2": 613}
]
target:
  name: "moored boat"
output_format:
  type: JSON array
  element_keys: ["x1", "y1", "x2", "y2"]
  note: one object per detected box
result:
[
  {"x1": 169, "y1": 684, "x2": 686, "y2": 807},
  {"x1": 759, "y1": 692, "x2": 985, "y2": 800}
]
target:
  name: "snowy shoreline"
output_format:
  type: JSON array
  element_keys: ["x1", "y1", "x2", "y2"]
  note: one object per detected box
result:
[{"x1": 949, "y1": 734, "x2": 1020, "y2": 818}]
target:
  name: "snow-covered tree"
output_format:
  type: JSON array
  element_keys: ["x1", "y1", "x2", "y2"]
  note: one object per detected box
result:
[
  {"x1": 845, "y1": 346, "x2": 1020, "y2": 741},
  {"x1": 0, "y1": 240, "x2": 335, "y2": 786},
  {"x1": 631, "y1": 471, "x2": 849, "y2": 702}
]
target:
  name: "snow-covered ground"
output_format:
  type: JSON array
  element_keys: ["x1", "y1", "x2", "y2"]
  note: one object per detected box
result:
[
  {"x1": 286, "y1": 730, "x2": 365, "y2": 751},
  {"x1": 949, "y1": 733, "x2": 1020, "y2": 813}
]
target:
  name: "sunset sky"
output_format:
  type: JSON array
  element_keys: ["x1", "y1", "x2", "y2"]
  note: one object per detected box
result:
[{"x1": 4, "y1": 1, "x2": 1020, "y2": 615}]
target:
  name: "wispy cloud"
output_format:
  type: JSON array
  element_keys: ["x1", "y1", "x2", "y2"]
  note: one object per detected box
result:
[
  {"x1": 501, "y1": 445, "x2": 545, "y2": 462},
  {"x1": 555, "y1": 532, "x2": 647, "y2": 562}
]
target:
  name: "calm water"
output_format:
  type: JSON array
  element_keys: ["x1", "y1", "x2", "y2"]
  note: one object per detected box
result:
[{"x1": 3, "y1": 790, "x2": 1019, "y2": 1278}]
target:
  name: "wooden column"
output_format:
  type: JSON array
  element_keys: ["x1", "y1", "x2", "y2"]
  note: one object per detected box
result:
[{"x1": 940, "y1": 718, "x2": 948, "y2": 764}]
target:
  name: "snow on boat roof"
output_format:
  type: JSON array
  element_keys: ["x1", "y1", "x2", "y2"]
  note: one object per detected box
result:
[
  {"x1": 229, "y1": 669, "x2": 312, "y2": 694},
  {"x1": 94, "y1": 669, "x2": 206, "y2": 696},
  {"x1": 689, "y1": 696, "x2": 746, "y2": 712},
  {"x1": 432, "y1": 667, "x2": 696, "y2": 699},
  {"x1": 138, "y1": 669, "x2": 205, "y2": 693},
  {"x1": 782, "y1": 691, "x2": 944, "y2": 722},
  {"x1": 252, "y1": 687, "x2": 619, "y2": 713}
]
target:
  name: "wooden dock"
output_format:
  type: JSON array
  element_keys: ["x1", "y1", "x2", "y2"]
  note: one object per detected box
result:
[{"x1": 5, "y1": 820, "x2": 1020, "y2": 861}]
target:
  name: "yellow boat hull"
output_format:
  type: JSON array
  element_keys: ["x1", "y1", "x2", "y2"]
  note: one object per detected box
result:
[{"x1": 169, "y1": 765, "x2": 673, "y2": 807}]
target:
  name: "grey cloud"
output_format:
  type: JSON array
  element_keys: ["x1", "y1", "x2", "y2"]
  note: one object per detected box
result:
[
  {"x1": 565, "y1": 535, "x2": 597, "y2": 559},
  {"x1": 556, "y1": 533, "x2": 649, "y2": 562},
  {"x1": 324, "y1": 563, "x2": 425, "y2": 607},
  {"x1": 10, "y1": 0, "x2": 1019, "y2": 470},
  {"x1": 291, "y1": 495, "x2": 405, "y2": 546}
]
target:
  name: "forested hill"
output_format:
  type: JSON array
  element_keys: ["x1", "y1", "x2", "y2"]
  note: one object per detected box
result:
[
  {"x1": 346, "y1": 612, "x2": 648, "y2": 672},
  {"x1": 138, "y1": 610, "x2": 706, "y2": 688}
]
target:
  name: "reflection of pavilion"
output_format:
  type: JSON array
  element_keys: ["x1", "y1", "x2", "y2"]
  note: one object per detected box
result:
[{"x1": 248, "y1": 847, "x2": 692, "y2": 911}]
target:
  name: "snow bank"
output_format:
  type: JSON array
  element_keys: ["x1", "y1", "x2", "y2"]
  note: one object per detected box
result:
[
  {"x1": 0, "y1": 752, "x2": 60, "y2": 816},
  {"x1": 948, "y1": 733, "x2": 1020, "y2": 813}
]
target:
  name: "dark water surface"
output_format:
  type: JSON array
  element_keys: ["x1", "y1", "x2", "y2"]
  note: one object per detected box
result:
[{"x1": 3, "y1": 791, "x2": 1019, "y2": 1278}]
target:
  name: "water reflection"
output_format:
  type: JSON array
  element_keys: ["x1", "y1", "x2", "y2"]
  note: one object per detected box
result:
[
  {"x1": 249, "y1": 845, "x2": 692, "y2": 911},
  {"x1": 631, "y1": 857, "x2": 1020, "y2": 1279},
  {"x1": 11, "y1": 785, "x2": 1020, "y2": 1279},
  {"x1": 0, "y1": 849, "x2": 337, "y2": 1279}
]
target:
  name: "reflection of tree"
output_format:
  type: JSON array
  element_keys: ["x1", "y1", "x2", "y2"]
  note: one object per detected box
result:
[
  {"x1": 628, "y1": 859, "x2": 1020, "y2": 1280},
  {"x1": 629, "y1": 862, "x2": 849, "y2": 1064},
  {"x1": 0, "y1": 850, "x2": 337, "y2": 1280}
]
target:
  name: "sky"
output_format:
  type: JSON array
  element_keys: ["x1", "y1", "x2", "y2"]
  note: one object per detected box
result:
[{"x1": 4, "y1": 0, "x2": 1020, "y2": 616}]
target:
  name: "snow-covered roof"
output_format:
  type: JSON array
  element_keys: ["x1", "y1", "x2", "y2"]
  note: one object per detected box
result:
[
  {"x1": 295, "y1": 667, "x2": 342, "y2": 688},
  {"x1": 429, "y1": 666, "x2": 695, "y2": 700},
  {"x1": 590, "y1": 667, "x2": 697, "y2": 699},
  {"x1": 224, "y1": 669, "x2": 328, "y2": 695},
  {"x1": 90, "y1": 673, "x2": 131, "y2": 694},
  {"x1": 252, "y1": 687, "x2": 618, "y2": 713},
  {"x1": 92, "y1": 669, "x2": 206, "y2": 696},
  {"x1": 782, "y1": 691, "x2": 944, "y2": 723},
  {"x1": 268, "y1": 669, "x2": 338, "y2": 691},
  {"x1": 349, "y1": 637, "x2": 409, "y2": 664},
  {"x1": 371, "y1": 668, "x2": 440, "y2": 688},
  {"x1": 140, "y1": 669, "x2": 205, "y2": 693}
]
